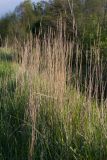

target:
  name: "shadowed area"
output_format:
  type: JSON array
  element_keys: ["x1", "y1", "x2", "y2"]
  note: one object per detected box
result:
[{"x1": 0, "y1": 48, "x2": 14, "y2": 62}]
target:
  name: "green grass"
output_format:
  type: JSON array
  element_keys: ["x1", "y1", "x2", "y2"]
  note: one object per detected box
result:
[
  {"x1": 0, "y1": 47, "x2": 107, "y2": 160},
  {"x1": 0, "y1": 49, "x2": 29, "y2": 160}
]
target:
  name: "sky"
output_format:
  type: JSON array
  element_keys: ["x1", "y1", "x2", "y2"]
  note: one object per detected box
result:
[{"x1": 0, "y1": 0, "x2": 40, "y2": 17}]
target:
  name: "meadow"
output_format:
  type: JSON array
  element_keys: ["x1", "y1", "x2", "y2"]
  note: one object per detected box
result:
[{"x1": 0, "y1": 29, "x2": 107, "y2": 160}]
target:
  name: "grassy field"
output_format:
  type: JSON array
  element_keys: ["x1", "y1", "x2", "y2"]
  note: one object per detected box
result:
[{"x1": 0, "y1": 34, "x2": 107, "y2": 160}]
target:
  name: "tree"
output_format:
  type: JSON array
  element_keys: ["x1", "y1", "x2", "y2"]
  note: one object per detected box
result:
[
  {"x1": 14, "y1": 0, "x2": 35, "y2": 39},
  {"x1": 0, "y1": 13, "x2": 17, "y2": 43}
]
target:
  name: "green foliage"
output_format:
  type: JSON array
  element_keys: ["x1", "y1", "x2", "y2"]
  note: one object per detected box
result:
[{"x1": 0, "y1": 0, "x2": 107, "y2": 49}]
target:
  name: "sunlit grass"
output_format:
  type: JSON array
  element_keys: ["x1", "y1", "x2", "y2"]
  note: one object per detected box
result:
[{"x1": 0, "y1": 29, "x2": 107, "y2": 160}]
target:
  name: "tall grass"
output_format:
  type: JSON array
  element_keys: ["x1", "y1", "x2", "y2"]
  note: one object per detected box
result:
[{"x1": 0, "y1": 23, "x2": 107, "y2": 160}]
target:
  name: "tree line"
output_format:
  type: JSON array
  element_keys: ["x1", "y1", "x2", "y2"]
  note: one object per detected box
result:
[{"x1": 0, "y1": 0, "x2": 107, "y2": 46}]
